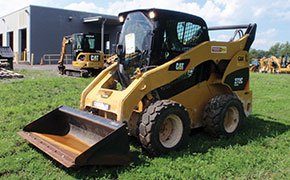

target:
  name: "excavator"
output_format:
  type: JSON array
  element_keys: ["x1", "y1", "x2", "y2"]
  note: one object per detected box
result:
[
  {"x1": 58, "y1": 33, "x2": 105, "y2": 77},
  {"x1": 249, "y1": 59, "x2": 259, "y2": 72},
  {"x1": 258, "y1": 57, "x2": 268, "y2": 73},
  {"x1": 272, "y1": 55, "x2": 290, "y2": 73},
  {"x1": 18, "y1": 9, "x2": 256, "y2": 168},
  {"x1": 256, "y1": 56, "x2": 290, "y2": 74}
]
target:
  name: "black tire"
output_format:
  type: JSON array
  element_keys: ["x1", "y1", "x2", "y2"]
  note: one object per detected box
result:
[
  {"x1": 139, "y1": 100, "x2": 190, "y2": 155},
  {"x1": 204, "y1": 94, "x2": 245, "y2": 137}
]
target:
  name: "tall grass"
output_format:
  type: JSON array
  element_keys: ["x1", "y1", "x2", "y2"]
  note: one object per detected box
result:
[{"x1": 0, "y1": 70, "x2": 289, "y2": 179}]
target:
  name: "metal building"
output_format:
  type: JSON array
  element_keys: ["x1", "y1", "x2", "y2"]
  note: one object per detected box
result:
[{"x1": 0, "y1": 5, "x2": 120, "y2": 64}]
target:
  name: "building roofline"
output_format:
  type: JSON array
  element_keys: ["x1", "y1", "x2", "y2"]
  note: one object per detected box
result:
[
  {"x1": 0, "y1": 6, "x2": 30, "y2": 19},
  {"x1": 1, "y1": 5, "x2": 118, "y2": 20}
]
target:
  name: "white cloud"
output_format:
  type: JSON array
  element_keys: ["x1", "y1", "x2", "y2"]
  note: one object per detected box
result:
[
  {"x1": 64, "y1": 1, "x2": 99, "y2": 13},
  {"x1": 253, "y1": 8, "x2": 266, "y2": 18},
  {"x1": 0, "y1": 0, "x2": 60, "y2": 17},
  {"x1": 253, "y1": 28, "x2": 278, "y2": 49},
  {"x1": 0, "y1": 0, "x2": 32, "y2": 17},
  {"x1": 63, "y1": 0, "x2": 247, "y2": 25},
  {"x1": 277, "y1": 11, "x2": 290, "y2": 21}
]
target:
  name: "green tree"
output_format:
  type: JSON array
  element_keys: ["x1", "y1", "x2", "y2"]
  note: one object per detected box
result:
[
  {"x1": 268, "y1": 43, "x2": 281, "y2": 57},
  {"x1": 248, "y1": 42, "x2": 290, "y2": 59},
  {"x1": 250, "y1": 48, "x2": 267, "y2": 59},
  {"x1": 267, "y1": 42, "x2": 290, "y2": 57},
  {"x1": 280, "y1": 41, "x2": 290, "y2": 57}
]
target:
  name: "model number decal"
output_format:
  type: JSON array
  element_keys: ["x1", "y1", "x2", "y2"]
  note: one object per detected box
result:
[
  {"x1": 234, "y1": 77, "x2": 243, "y2": 87},
  {"x1": 211, "y1": 46, "x2": 227, "y2": 53}
]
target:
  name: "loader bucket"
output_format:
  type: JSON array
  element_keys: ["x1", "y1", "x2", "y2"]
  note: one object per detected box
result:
[{"x1": 18, "y1": 106, "x2": 130, "y2": 168}]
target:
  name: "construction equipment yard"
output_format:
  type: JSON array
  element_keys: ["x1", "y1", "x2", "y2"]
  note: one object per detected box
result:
[{"x1": 0, "y1": 5, "x2": 289, "y2": 179}]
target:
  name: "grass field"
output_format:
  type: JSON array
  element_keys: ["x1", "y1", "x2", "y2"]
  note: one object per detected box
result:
[{"x1": 0, "y1": 69, "x2": 289, "y2": 179}]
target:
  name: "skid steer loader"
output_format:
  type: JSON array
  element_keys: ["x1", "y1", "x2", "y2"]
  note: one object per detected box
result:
[{"x1": 18, "y1": 9, "x2": 256, "y2": 168}]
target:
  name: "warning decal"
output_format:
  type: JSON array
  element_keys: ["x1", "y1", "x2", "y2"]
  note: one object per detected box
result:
[
  {"x1": 211, "y1": 46, "x2": 227, "y2": 53},
  {"x1": 125, "y1": 33, "x2": 135, "y2": 54}
]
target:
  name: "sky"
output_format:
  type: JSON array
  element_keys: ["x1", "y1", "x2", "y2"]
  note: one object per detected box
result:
[{"x1": 0, "y1": 0, "x2": 289, "y2": 50}]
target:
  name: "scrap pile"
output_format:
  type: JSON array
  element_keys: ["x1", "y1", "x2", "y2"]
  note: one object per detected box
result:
[
  {"x1": 0, "y1": 68, "x2": 24, "y2": 79},
  {"x1": 0, "y1": 46, "x2": 24, "y2": 79}
]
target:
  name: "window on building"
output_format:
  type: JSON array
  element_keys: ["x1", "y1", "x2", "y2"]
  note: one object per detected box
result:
[
  {"x1": 0, "y1": 34, "x2": 2, "y2": 47},
  {"x1": 7, "y1": 31, "x2": 13, "y2": 50}
]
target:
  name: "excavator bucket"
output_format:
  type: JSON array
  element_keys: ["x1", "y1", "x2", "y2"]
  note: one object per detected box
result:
[{"x1": 18, "y1": 106, "x2": 130, "y2": 168}]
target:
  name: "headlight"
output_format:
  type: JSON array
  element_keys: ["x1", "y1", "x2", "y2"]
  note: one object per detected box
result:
[
  {"x1": 119, "y1": 16, "x2": 124, "y2": 23},
  {"x1": 149, "y1": 11, "x2": 155, "y2": 19}
]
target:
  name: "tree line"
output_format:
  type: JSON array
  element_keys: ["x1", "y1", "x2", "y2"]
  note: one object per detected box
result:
[{"x1": 250, "y1": 42, "x2": 290, "y2": 59}]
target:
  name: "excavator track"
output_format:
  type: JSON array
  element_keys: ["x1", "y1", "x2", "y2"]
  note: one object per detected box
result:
[{"x1": 64, "y1": 69, "x2": 89, "y2": 77}]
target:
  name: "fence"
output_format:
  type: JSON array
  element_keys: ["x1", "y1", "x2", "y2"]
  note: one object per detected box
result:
[
  {"x1": 41, "y1": 53, "x2": 115, "y2": 65},
  {"x1": 41, "y1": 54, "x2": 72, "y2": 65}
]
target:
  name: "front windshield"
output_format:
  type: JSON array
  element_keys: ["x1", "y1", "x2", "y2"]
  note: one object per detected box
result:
[
  {"x1": 83, "y1": 34, "x2": 97, "y2": 52},
  {"x1": 118, "y1": 12, "x2": 154, "y2": 74},
  {"x1": 74, "y1": 34, "x2": 97, "y2": 52},
  {"x1": 74, "y1": 34, "x2": 83, "y2": 50}
]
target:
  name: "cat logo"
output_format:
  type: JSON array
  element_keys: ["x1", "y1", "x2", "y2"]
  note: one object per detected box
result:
[
  {"x1": 176, "y1": 63, "x2": 185, "y2": 70},
  {"x1": 90, "y1": 54, "x2": 100, "y2": 61},
  {"x1": 168, "y1": 59, "x2": 190, "y2": 71}
]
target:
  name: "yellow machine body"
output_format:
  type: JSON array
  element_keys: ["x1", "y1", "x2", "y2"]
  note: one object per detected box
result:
[
  {"x1": 72, "y1": 52, "x2": 105, "y2": 69},
  {"x1": 81, "y1": 36, "x2": 252, "y2": 128},
  {"x1": 19, "y1": 9, "x2": 256, "y2": 168}
]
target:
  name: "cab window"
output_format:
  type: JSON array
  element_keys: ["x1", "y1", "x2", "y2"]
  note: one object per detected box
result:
[
  {"x1": 178, "y1": 22, "x2": 203, "y2": 46},
  {"x1": 161, "y1": 20, "x2": 204, "y2": 62}
]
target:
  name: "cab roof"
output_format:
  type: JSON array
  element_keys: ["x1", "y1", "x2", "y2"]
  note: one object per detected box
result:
[{"x1": 118, "y1": 8, "x2": 208, "y2": 29}]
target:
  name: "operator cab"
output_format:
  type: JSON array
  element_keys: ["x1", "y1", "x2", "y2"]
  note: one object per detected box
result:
[
  {"x1": 72, "y1": 33, "x2": 98, "y2": 60},
  {"x1": 116, "y1": 9, "x2": 209, "y2": 86}
]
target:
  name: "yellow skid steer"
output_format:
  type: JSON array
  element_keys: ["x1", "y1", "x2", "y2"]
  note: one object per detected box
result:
[{"x1": 18, "y1": 9, "x2": 256, "y2": 168}]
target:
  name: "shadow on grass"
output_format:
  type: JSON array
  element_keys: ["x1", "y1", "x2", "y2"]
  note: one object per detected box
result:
[
  {"x1": 184, "y1": 114, "x2": 289, "y2": 155},
  {"x1": 54, "y1": 114, "x2": 290, "y2": 179},
  {"x1": 60, "y1": 138, "x2": 146, "y2": 179}
]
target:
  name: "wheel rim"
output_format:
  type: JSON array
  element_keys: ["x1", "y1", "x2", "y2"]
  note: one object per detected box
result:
[
  {"x1": 159, "y1": 114, "x2": 183, "y2": 148},
  {"x1": 223, "y1": 106, "x2": 239, "y2": 133}
]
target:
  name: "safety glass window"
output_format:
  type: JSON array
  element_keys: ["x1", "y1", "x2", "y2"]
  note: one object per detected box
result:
[
  {"x1": 177, "y1": 22, "x2": 202, "y2": 46},
  {"x1": 87, "y1": 37, "x2": 96, "y2": 50}
]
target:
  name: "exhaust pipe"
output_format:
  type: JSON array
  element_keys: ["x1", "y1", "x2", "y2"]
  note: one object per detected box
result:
[{"x1": 18, "y1": 106, "x2": 130, "y2": 168}]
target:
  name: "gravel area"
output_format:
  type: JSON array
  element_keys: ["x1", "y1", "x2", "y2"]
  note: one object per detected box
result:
[{"x1": 14, "y1": 63, "x2": 73, "y2": 71}]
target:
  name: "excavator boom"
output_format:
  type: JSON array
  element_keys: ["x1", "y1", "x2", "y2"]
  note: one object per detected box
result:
[{"x1": 58, "y1": 36, "x2": 72, "y2": 73}]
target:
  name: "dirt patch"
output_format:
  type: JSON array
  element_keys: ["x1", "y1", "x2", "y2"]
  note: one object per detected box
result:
[{"x1": 14, "y1": 64, "x2": 73, "y2": 71}]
